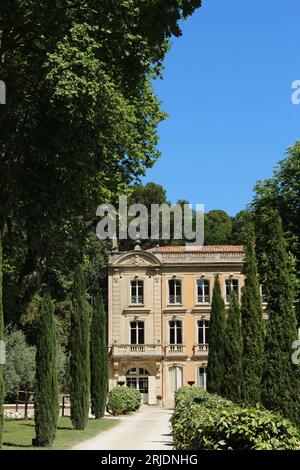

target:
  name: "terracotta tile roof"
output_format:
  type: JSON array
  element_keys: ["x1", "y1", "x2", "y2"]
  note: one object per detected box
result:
[
  {"x1": 147, "y1": 245, "x2": 244, "y2": 263},
  {"x1": 147, "y1": 245, "x2": 244, "y2": 253}
]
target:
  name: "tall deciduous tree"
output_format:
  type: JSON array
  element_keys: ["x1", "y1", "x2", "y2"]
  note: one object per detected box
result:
[
  {"x1": 241, "y1": 222, "x2": 264, "y2": 405},
  {"x1": 70, "y1": 267, "x2": 90, "y2": 430},
  {"x1": 0, "y1": 1, "x2": 202, "y2": 319},
  {"x1": 256, "y1": 208, "x2": 300, "y2": 425},
  {"x1": 90, "y1": 292, "x2": 108, "y2": 419},
  {"x1": 33, "y1": 295, "x2": 59, "y2": 447},
  {"x1": 224, "y1": 292, "x2": 242, "y2": 402},
  {"x1": 207, "y1": 275, "x2": 226, "y2": 395}
]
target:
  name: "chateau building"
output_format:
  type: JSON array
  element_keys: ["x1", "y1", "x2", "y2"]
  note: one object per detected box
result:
[{"x1": 108, "y1": 244, "x2": 246, "y2": 408}]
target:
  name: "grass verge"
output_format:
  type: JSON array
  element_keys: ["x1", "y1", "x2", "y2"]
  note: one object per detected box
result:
[{"x1": 2, "y1": 416, "x2": 120, "y2": 450}]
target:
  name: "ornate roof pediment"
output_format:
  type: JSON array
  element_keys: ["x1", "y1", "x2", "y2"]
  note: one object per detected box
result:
[{"x1": 111, "y1": 251, "x2": 161, "y2": 267}]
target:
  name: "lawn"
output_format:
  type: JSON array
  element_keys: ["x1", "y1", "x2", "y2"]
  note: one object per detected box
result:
[{"x1": 2, "y1": 417, "x2": 120, "y2": 450}]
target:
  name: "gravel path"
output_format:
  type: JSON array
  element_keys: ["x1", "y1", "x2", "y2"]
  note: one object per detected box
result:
[{"x1": 72, "y1": 407, "x2": 173, "y2": 450}]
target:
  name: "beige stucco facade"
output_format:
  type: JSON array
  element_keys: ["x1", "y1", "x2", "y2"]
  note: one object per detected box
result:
[{"x1": 108, "y1": 244, "x2": 247, "y2": 408}]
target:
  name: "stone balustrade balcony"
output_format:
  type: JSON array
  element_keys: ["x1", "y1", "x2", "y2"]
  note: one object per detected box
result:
[
  {"x1": 165, "y1": 344, "x2": 187, "y2": 357},
  {"x1": 111, "y1": 344, "x2": 163, "y2": 357},
  {"x1": 193, "y1": 343, "x2": 209, "y2": 357}
]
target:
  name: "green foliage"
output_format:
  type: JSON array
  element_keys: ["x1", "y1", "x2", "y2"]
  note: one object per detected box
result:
[
  {"x1": 231, "y1": 210, "x2": 253, "y2": 244},
  {"x1": 0, "y1": 237, "x2": 3, "y2": 448},
  {"x1": 3, "y1": 329, "x2": 36, "y2": 401},
  {"x1": 3, "y1": 327, "x2": 69, "y2": 398},
  {"x1": 207, "y1": 275, "x2": 226, "y2": 395},
  {"x1": 33, "y1": 295, "x2": 59, "y2": 448},
  {"x1": 204, "y1": 210, "x2": 233, "y2": 245},
  {"x1": 120, "y1": 182, "x2": 169, "y2": 250},
  {"x1": 56, "y1": 344, "x2": 70, "y2": 394},
  {"x1": 0, "y1": 1, "x2": 203, "y2": 444},
  {"x1": 253, "y1": 142, "x2": 300, "y2": 306},
  {"x1": 130, "y1": 182, "x2": 167, "y2": 208},
  {"x1": 254, "y1": 142, "x2": 300, "y2": 252},
  {"x1": 70, "y1": 267, "x2": 90, "y2": 430},
  {"x1": 0, "y1": 1, "x2": 201, "y2": 319},
  {"x1": 204, "y1": 209, "x2": 252, "y2": 246},
  {"x1": 241, "y1": 222, "x2": 264, "y2": 405},
  {"x1": 224, "y1": 293, "x2": 242, "y2": 402},
  {"x1": 107, "y1": 387, "x2": 142, "y2": 416},
  {"x1": 107, "y1": 392, "x2": 125, "y2": 416},
  {"x1": 256, "y1": 209, "x2": 300, "y2": 426},
  {"x1": 171, "y1": 388, "x2": 300, "y2": 450},
  {"x1": 90, "y1": 292, "x2": 108, "y2": 419},
  {"x1": 81, "y1": 235, "x2": 110, "y2": 301},
  {"x1": 19, "y1": 294, "x2": 45, "y2": 345}
]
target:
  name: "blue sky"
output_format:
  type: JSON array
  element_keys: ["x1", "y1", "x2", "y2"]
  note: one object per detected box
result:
[{"x1": 143, "y1": 0, "x2": 300, "y2": 215}]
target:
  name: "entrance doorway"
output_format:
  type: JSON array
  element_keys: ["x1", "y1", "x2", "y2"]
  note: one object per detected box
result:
[
  {"x1": 126, "y1": 368, "x2": 149, "y2": 404},
  {"x1": 169, "y1": 366, "x2": 183, "y2": 395}
]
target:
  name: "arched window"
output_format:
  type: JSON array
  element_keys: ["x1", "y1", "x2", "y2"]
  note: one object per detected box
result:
[{"x1": 126, "y1": 367, "x2": 149, "y2": 376}]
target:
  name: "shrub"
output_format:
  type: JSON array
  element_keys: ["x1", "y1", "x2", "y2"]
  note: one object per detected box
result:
[
  {"x1": 107, "y1": 387, "x2": 142, "y2": 416},
  {"x1": 171, "y1": 387, "x2": 300, "y2": 450},
  {"x1": 108, "y1": 391, "x2": 125, "y2": 416},
  {"x1": 4, "y1": 329, "x2": 36, "y2": 402}
]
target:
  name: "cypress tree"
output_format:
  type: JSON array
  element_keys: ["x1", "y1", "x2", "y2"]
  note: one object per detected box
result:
[
  {"x1": 257, "y1": 209, "x2": 300, "y2": 425},
  {"x1": 241, "y1": 222, "x2": 264, "y2": 405},
  {"x1": 224, "y1": 292, "x2": 242, "y2": 402},
  {"x1": 0, "y1": 239, "x2": 4, "y2": 448},
  {"x1": 207, "y1": 274, "x2": 226, "y2": 395},
  {"x1": 33, "y1": 295, "x2": 59, "y2": 447},
  {"x1": 90, "y1": 292, "x2": 108, "y2": 419},
  {"x1": 70, "y1": 266, "x2": 90, "y2": 430}
]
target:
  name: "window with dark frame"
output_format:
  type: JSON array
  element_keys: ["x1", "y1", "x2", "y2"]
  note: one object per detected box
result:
[
  {"x1": 131, "y1": 279, "x2": 144, "y2": 304},
  {"x1": 126, "y1": 368, "x2": 149, "y2": 394},
  {"x1": 197, "y1": 279, "x2": 210, "y2": 303},
  {"x1": 130, "y1": 321, "x2": 144, "y2": 345},
  {"x1": 169, "y1": 279, "x2": 182, "y2": 304},
  {"x1": 198, "y1": 367, "x2": 207, "y2": 389},
  {"x1": 169, "y1": 320, "x2": 183, "y2": 345},
  {"x1": 197, "y1": 320, "x2": 210, "y2": 345}
]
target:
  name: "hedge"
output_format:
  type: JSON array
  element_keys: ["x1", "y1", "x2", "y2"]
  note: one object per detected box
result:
[
  {"x1": 171, "y1": 387, "x2": 300, "y2": 450},
  {"x1": 107, "y1": 386, "x2": 142, "y2": 416}
]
